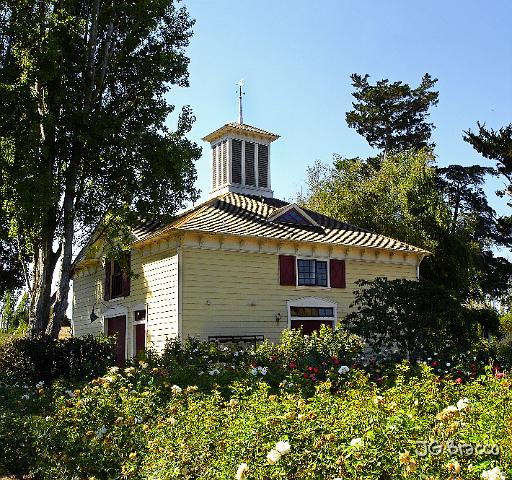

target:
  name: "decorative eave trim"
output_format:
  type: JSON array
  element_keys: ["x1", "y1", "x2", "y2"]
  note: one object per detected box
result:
[{"x1": 202, "y1": 123, "x2": 280, "y2": 144}]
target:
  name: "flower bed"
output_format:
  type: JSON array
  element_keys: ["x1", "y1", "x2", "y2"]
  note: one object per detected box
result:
[{"x1": 0, "y1": 329, "x2": 510, "y2": 479}]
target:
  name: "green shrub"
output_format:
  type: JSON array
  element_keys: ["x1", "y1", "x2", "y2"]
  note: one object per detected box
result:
[
  {"x1": 345, "y1": 278, "x2": 494, "y2": 362},
  {"x1": 0, "y1": 334, "x2": 116, "y2": 383},
  {"x1": 1, "y1": 331, "x2": 511, "y2": 479}
]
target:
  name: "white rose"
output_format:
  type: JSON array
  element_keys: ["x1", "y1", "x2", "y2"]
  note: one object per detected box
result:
[
  {"x1": 267, "y1": 448, "x2": 281, "y2": 465},
  {"x1": 235, "y1": 462, "x2": 249, "y2": 480},
  {"x1": 275, "y1": 440, "x2": 291, "y2": 455},
  {"x1": 350, "y1": 437, "x2": 363, "y2": 448}
]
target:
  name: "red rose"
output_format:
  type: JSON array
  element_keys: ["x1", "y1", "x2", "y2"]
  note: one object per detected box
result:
[
  {"x1": 307, "y1": 366, "x2": 313, "y2": 372},
  {"x1": 271, "y1": 355, "x2": 278, "y2": 362},
  {"x1": 303, "y1": 373, "x2": 309, "y2": 379},
  {"x1": 288, "y1": 362, "x2": 296, "y2": 369},
  {"x1": 431, "y1": 361, "x2": 439, "y2": 367},
  {"x1": 455, "y1": 377, "x2": 463, "y2": 384},
  {"x1": 496, "y1": 372, "x2": 505, "y2": 379},
  {"x1": 313, "y1": 367, "x2": 319, "y2": 374}
]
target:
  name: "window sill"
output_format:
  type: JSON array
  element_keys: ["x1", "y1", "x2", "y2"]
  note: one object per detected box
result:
[{"x1": 295, "y1": 285, "x2": 331, "y2": 290}]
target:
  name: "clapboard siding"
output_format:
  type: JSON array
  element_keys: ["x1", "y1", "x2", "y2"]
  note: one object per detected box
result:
[
  {"x1": 72, "y1": 247, "x2": 178, "y2": 356},
  {"x1": 181, "y1": 247, "x2": 417, "y2": 342}
]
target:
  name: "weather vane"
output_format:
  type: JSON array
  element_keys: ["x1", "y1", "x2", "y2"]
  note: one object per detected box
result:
[{"x1": 237, "y1": 78, "x2": 245, "y2": 124}]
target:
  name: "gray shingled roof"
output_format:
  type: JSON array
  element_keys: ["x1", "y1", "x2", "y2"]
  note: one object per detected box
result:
[{"x1": 136, "y1": 192, "x2": 429, "y2": 255}]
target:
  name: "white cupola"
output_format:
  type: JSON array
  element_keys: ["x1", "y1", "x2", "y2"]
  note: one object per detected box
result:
[{"x1": 202, "y1": 122, "x2": 280, "y2": 199}]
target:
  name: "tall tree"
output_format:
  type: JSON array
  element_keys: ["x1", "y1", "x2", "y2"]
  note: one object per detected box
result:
[
  {"x1": 436, "y1": 164, "x2": 512, "y2": 303},
  {"x1": 0, "y1": 0, "x2": 200, "y2": 338},
  {"x1": 345, "y1": 73, "x2": 439, "y2": 154},
  {"x1": 464, "y1": 123, "x2": 512, "y2": 199}
]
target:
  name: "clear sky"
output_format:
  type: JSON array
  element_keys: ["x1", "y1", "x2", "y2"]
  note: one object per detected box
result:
[{"x1": 166, "y1": 0, "x2": 512, "y2": 214}]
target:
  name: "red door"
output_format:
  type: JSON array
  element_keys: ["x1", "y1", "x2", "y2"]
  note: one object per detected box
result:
[
  {"x1": 134, "y1": 323, "x2": 146, "y2": 357},
  {"x1": 107, "y1": 315, "x2": 126, "y2": 366},
  {"x1": 291, "y1": 320, "x2": 333, "y2": 335}
]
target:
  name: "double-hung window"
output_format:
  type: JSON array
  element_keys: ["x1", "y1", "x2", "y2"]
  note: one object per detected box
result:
[{"x1": 297, "y1": 259, "x2": 328, "y2": 287}]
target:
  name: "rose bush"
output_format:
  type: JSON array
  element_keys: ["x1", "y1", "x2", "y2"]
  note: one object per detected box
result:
[{"x1": 0, "y1": 330, "x2": 511, "y2": 479}]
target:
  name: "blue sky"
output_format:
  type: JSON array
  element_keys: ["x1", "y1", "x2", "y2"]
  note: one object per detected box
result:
[{"x1": 167, "y1": 0, "x2": 511, "y2": 214}]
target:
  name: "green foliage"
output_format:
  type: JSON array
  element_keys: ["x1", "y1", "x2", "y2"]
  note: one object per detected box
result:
[
  {"x1": 256, "y1": 324, "x2": 363, "y2": 366},
  {"x1": 1, "y1": 356, "x2": 511, "y2": 479},
  {"x1": 301, "y1": 150, "x2": 446, "y2": 251},
  {"x1": 345, "y1": 278, "x2": 496, "y2": 361},
  {"x1": 500, "y1": 312, "x2": 512, "y2": 335},
  {"x1": 464, "y1": 122, "x2": 512, "y2": 197},
  {"x1": 345, "y1": 73, "x2": 439, "y2": 153},
  {"x1": 0, "y1": 289, "x2": 28, "y2": 331},
  {"x1": 0, "y1": 0, "x2": 201, "y2": 336},
  {"x1": 0, "y1": 334, "x2": 116, "y2": 383}
]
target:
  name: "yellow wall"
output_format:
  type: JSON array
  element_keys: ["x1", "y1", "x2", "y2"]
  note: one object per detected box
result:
[
  {"x1": 181, "y1": 244, "x2": 418, "y2": 343},
  {"x1": 72, "y1": 241, "x2": 179, "y2": 356},
  {"x1": 72, "y1": 231, "x2": 420, "y2": 352}
]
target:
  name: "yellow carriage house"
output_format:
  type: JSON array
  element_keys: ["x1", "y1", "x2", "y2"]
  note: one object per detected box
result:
[{"x1": 71, "y1": 120, "x2": 428, "y2": 363}]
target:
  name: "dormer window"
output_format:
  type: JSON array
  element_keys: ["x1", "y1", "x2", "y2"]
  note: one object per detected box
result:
[{"x1": 268, "y1": 204, "x2": 319, "y2": 227}]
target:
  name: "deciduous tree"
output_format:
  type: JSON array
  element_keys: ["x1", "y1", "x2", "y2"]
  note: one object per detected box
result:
[{"x1": 0, "y1": 0, "x2": 200, "y2": 337}]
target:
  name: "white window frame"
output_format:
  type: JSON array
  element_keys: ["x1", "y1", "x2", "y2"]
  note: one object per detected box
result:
[
  {"x1": 132, "y1": 304, "x2": 147, "y2": 357},
  {"x1": 287, "y1": 296, "x2": 338, "y2": 329},
  {"x1": 296, "y1": 256, "x2": 330, "y2": 288}
]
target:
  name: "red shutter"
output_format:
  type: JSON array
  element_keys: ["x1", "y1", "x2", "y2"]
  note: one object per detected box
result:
[
  {"x1": 330, "y1": 259, "x2": 346, "y2": 288},
  {"x1": 121, "y1": 252, "x2": 131, "y2": 297},
  {"x1": 279, "y1": 255, "x2": 296, "y2": 285},
  {"x1": 104, "y1": 259, "x2": 111, "y2": 300}
]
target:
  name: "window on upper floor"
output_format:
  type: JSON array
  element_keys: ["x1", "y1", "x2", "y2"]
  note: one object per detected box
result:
[
  {"x1": 297, "y1": 259, "x2": 328, "y2": 287},
  {"x1": 279, "y1": 255, "x2": 346, "y2": 288},
  {"x1": 104, "y1": 253, "x2": 131, "y2": 300}
]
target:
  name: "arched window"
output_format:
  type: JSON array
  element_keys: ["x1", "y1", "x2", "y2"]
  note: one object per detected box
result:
[{"x1": 286, "y1": 297, "x2": 337, "y2": 335}]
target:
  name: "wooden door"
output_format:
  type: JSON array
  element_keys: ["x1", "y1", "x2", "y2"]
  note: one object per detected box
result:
[
  {"x1": 107, "y1": 315, "x2": 126, "y2": 366},
  {"x1": 134, "y1": 323, "x2": 146, "y2": 357}
]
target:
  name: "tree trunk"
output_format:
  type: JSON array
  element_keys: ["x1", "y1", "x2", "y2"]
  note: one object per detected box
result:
[{"x1": 28, "y1": 237, "x2": 58, "y2": 337}]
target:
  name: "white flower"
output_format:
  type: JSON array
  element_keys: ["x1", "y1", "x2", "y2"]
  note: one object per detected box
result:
[
  {"x1": 208, "y1": 369, "x2": 220, "y2": 376},
  {"x1": 481, "y1": 466, "x2": 506, "y2": 480},
  {"x1": 134, "y1": 416, "x2": 143, "y2": 424},
  {"x1": 456, "y1": 398, "x2": 470, "y2": 411},
  {"x1": 21, "y1": 394, "x2": 29, "y2": 400},
  {"x1": 446, "y1": 362, "x2": 451, "y2": 367},
  {"x1": 350, "y1": 437, "x2": 364, "y2": 448},
  {"x1": 94, "y1": 425, "x2": 107, "y2": 439},
  {"x1": 233, "y1": 351, "x2": 239, "y2": 357},
  {"x1": 45, "y1": 416, "x2": 52, "y2": 421},
  {"x1": 427, "y1": 357, "x2": 432, "y2": 361},
  {"x1": 65, "y1": 389, "x2": 74, "y2": 397},
  {"x1": 35, "y1": 381, "x2": 44, "y2": 389},
  {"x1": 251, "y1": 368, "x2": 258, "y2": 376},
  {"x1": 108, "y1": 366, "x2": 119, "y2": 373},
  {"x1": 267, "y1": 448, "x2": 281, "y2": 465},
  {"x1": 171, "y1": 385, "x2": 182, "y2": 394},
  {"x1": 103, "y1": 376, "x2": 114, "y2": 383},
  {"x1": 275, "y1": 440, "x2": 291, "y2": 455},
  {"x1": 259, "y1": 367, "x2": 268, "y2": 376},
  {"x1": 338, "y1": 365, "x2": 350, "y2": 375},
  {"x1": 235, "y1": 462, "x2": 249, "y2": 480}
]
